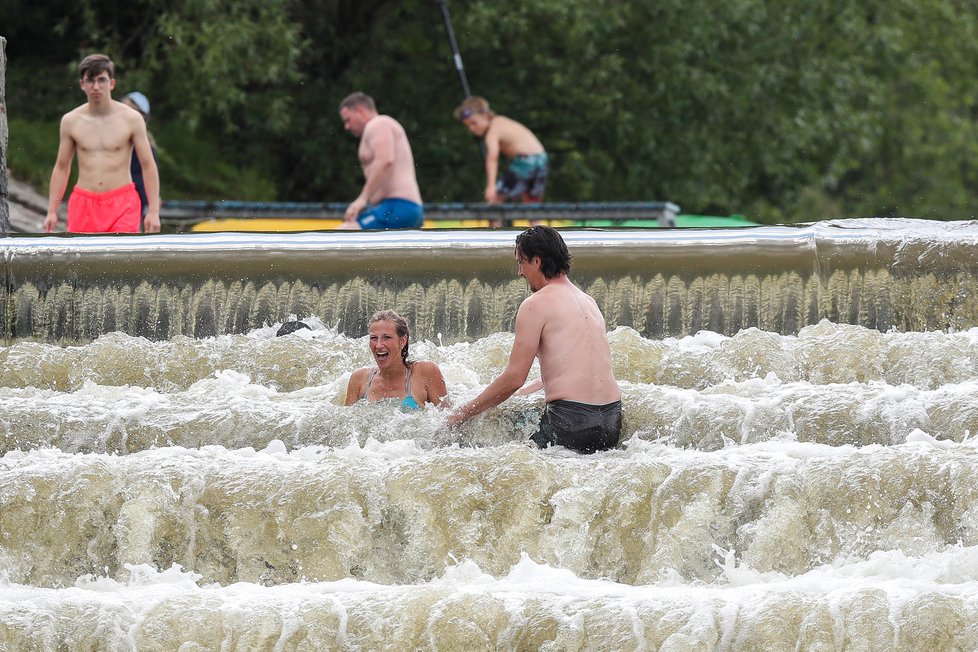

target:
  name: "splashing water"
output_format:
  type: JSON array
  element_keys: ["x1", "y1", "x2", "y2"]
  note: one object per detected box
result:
[{"x1": 2, "y1": 220, "x2": 978, "y2": 649}]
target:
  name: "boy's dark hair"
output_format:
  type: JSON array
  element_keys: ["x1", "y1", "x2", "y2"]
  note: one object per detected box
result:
[
  {"x1": 276, "y1": 321, "x2": 311, "y2": 337},
  {"x1": 515, "y1": 226, "x2": 571, "y2": 279},
  {"x1": 79, "y1": 54, "x2": 115, "y2": 80}
]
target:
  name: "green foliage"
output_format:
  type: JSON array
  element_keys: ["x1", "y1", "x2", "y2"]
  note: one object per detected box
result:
[
  {"x1": 3, "y1": 0, "x2": 978, "y2": 221},
  {"x1": 6, "y1": 118, "x2": 68, "y2": 190},
  {"x1": 138, "y1": 0, "x2": 303, "y2": 135},
  {"x1": 153, "y1": 122, "x2": 277, "y2": 201},
  {"x1": 828, "y1": 0, "x2": 978, "y2": 220},
  {"x1": 5, "y1": 117, "x2": 275, "y2": 202}
]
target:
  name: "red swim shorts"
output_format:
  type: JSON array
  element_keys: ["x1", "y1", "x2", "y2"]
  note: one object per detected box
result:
[{"x1": 67, "y1": 183, "x2": 141, "y2": 233}]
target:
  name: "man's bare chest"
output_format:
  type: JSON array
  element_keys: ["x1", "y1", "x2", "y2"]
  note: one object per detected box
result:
[{"x1": 72, "y1": 118, "x2": 132, "y2": 155}]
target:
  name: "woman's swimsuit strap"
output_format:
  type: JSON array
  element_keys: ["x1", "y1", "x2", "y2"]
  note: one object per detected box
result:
[
  {"x1": 360, "y1": 368, "x2": 379, "y2": 400},
  {"x1": 360, "y1": 366, "x2": 421, "y2": 411},
  {"x1": 402, "y1": 365, "x2": 420, "y2": 410}
]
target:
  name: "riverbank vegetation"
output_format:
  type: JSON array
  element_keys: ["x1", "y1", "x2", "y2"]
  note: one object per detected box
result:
[{"x1": 4, "y1": 0, "x2": 978, "y2": 222}]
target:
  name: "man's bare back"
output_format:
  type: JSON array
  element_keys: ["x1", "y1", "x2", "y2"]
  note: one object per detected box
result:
[
  {"x1": 484, "y1": 115, "x2": 545, "y2": 160},
  {"x1": 338, "y1": 93, "x2": 423, "y2": 229},
  {"x1": 358, "y1": 115, "x2": 422, "y2": 205},
  {"x1": 520, "y1": 277, "x2": 620, "y2": 405},
  {"x1": 448, "y1": 226, "x2": 622, "y2": 453}
]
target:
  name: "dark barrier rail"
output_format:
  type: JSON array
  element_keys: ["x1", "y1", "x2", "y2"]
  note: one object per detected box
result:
[
  {"x1": 161, "y1": 200, "x2": 684, "y2": 229},
  {"x1": 2, "y1": 219, "x2": 977, "y2": 344}
]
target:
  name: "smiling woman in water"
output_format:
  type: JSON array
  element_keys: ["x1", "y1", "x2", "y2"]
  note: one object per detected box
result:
[{"x1": 344, "y1": 309, "x2": 449, "y2": 410}]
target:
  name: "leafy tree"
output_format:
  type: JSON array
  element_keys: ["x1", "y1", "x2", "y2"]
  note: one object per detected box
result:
[
  {"x1": 830, "y1": 0, "x2": 978, "y2": 220},
  {"x1": 6, "y1": 0, "x2": 304, "y2": 193},
  {"x1": 3, "y1": 0, "x2": 978, "y2": 220}
]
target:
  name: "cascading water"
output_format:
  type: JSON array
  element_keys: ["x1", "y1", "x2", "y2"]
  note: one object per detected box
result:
[
  {"x1": 4, "y1": 219, "x2": 978, "y2": 344},
  {"x1": 1, "y1": 218, "x2": 977, "y2": 650}
]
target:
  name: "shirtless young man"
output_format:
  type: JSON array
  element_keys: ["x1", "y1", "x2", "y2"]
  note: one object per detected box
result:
[
  {"x1": 44, "y1": 54, "x2": 160, "y2": 234},
  {"x1": 338, "y1": 92, "x2": 424, "y2": 230},
  {"x1": 447, "y1": 226, "x2": 622, "y2": 453},
  {"x1": 453, "y1": 96, "x2": 548, "y2": 227}
]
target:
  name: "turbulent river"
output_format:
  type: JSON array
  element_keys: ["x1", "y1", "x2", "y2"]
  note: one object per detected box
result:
[{"x1": 1, "y1": 218, "x2": 977, "y2": 650}]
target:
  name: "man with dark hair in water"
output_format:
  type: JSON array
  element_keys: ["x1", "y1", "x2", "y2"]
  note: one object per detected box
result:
[
  {"x1": 448, "y1": 226, "x2": 622, "y2": 453},
  {"x1": 276, "y1": 320, "x2": 310, "y2": 337}
]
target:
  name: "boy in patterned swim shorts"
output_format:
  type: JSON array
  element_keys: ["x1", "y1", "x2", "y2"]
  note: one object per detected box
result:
[{"x1": 453, "y1": 96, "x2": 549, "y2": 227}]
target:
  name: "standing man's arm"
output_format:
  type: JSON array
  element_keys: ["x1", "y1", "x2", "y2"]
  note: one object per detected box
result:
[
  {"x1": 344, "y1": 120, "x2": 395, "y2": 223},
  {"x1": 447, "y1": 299, "x2": 544, "y2": 427},
  {"x1": 483, "y1": 129, "x2": 501, "y2": 204},
  {"x1": 132, "y1": 118, "x2": 160, "y2": 233},
  {"x1": 44, "y1": 116, "x2": 75, "y2": 233}
]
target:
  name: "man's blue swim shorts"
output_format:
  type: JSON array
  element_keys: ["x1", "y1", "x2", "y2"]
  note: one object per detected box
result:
[{"x1": 357, "y1": 198, "x2": 424, "y2": 230}]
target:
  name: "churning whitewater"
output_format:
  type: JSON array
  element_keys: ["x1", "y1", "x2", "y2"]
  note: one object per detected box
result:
[{"x1": 1, "y1": 319, "x2": 978, "y2": 649}]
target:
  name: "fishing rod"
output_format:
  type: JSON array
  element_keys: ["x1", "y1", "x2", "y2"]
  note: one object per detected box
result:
[
  {"x1": 437, "y1": 0, "x2": 472, "y2": 98},
  {"x1": 436, "y1": 0, "x2": 486, "y2": 159}
]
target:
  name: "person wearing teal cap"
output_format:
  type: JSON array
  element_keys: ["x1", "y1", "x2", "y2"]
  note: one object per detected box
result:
[{"x1": 122, "y1": 91, "x2": 158, "y2": 225}]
